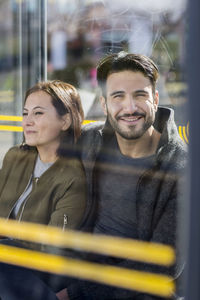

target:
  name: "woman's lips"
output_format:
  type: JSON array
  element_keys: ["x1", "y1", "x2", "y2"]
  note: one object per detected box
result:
[{"x1": 25, "y1": 130, "x2": 37, "y2": 134}]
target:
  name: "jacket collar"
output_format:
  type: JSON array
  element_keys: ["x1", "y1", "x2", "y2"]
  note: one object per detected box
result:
[{"x1": 154, "y1": 107, "x2": 182, "y2": 151}]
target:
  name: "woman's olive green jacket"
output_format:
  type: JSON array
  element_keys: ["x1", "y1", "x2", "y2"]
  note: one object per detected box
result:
[{"x1": 0, "y1": 146, "x2": 87, "y2": 231}]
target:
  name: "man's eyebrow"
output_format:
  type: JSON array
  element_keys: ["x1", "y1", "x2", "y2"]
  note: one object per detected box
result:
[
  {"x1": 134, "y1": 90, "x2": 149, "y2": 95},
  {"x1": 110, "y1": 91, "x2": 125, "y2": 96}
]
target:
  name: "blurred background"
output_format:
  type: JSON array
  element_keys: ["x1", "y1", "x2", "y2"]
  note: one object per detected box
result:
[{"x1": 0, "y1": 0, "x2": 188, "y2": 162}]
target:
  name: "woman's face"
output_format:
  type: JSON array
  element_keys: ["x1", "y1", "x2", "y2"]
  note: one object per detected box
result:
[{"x1": 22, "y1": 91, "x2": 69, "y2": 152}]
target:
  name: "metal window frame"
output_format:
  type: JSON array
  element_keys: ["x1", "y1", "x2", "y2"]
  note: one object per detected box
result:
[
  {"x1": 19, "y1": 0, "x2": 47, "y2": 95},
  {"x1": 185, "y1": 0, "x2": 200, "y2": 299}
]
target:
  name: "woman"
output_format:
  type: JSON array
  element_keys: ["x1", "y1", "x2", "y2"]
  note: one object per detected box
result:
[{"x1": 0, "y1": 80, "x2": 87, "y2": 241}]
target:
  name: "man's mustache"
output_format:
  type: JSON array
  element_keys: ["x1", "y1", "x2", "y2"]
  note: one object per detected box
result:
[{"x1": 116, "y1": 112, "x2": 146, "y2": 120}]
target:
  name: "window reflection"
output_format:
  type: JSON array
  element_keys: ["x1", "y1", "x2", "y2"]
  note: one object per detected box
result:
[
  {"x1": 0, "y1": 0, "x2": 189, "y2": 297},
  {"x1": 0, "y1": 1, "x2": 22, "y2": 163},
  {"x1": 47, "y1": 0, "x2": 187, "y2": 131}
]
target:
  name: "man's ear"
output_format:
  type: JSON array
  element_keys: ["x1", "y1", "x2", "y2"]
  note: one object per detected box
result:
[
  {"x1": 61, "y1": 113, "x2": 71, "y2": 131},
  {"x1": 100, "y1": 96, "x2": 107, "y2": 116},
  {"x1": 154, "y1": 90, "x2": 159, "y2": 111}
]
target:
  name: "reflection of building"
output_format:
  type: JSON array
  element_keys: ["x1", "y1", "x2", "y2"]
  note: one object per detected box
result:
[
  {"x1": 47, "y1": 0, "x2": 186, "y2": 77},
  {"x1": 47, "y1": 0, "x2": 187, "y2": 121},
  {"x1": 0, "y1": 0, "x2": 187, "y2": 162},
  {"x1": 51, "y1": 30, "x2": 67, "y2": 70}
]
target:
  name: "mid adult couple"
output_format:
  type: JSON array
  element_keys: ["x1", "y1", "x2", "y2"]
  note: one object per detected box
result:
[{"x1": 0, "y1": 52, "x2": 187, "y2": 300}]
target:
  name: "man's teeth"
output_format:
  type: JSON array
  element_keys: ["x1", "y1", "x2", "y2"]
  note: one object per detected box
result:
[{"x1": 121, "y1": 116, "x2": 140, "y2": 121}]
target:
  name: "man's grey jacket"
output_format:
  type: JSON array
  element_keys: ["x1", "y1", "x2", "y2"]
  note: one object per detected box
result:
[{"x1": 69, "y1": 106, "x2": 187, "y2": 300}]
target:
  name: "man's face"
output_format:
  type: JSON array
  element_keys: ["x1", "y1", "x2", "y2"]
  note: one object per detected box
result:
[{"x1": 100, "y1": 70, "x2": 159, "y2": 140}]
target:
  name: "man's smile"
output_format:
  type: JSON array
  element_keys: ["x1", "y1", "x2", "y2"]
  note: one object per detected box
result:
[{"x1": 117, "y1": 113, "x2": 145, "y2": 124}]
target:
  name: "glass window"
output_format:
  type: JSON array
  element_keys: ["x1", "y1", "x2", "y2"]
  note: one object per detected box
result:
[
  {"x1": 0, "y1": 0, "x2": 47, "y2": 165},
  {"x1": 0, "y1": 1, "x2": 189, "y2": 297},
  {"x1": 0, "y1": 1, "x2": 22, "y2": 163},
  {"x1": 0, "y1": 0, "x2": 188, "y2": 165},
  {"x1": 47, "y1": 0, "x2": 188, "y2": 143}
]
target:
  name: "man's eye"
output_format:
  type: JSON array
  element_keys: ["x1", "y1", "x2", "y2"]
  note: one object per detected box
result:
[
  {"x1": 34, "y1": 111, "x2": 43, "y2": 115},
  {"x1": 136, "y1": 93, "x2": 147, "y2": 98},
  {"x1": 22, "y1": 112, "x2": 28, "y2": 116},
  {"x1": 113, "y1": 94, "x2": 123, "y2": 98}
]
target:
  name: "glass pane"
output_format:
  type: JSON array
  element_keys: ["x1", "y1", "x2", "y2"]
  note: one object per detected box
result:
[
  {"x1": 46, "y1": 1, "x2": 188, "y2": 297},
  {"x1": 0, "y1": 0, "x2": 47, "y2": 165},
  {"x1": 0, "y1": 0, "x2": 189, "y2": 298},
  {"x1": 47, "y1": 0, "x2": 188, "y2": 145},
  {"x1": 0, "y1": 1, "x2": 23, "y2": 163}
]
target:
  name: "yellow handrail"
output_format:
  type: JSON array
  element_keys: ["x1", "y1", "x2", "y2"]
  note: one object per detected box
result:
[{"x1": 0, "y1": 218, "x2": 175, "y2": 266}]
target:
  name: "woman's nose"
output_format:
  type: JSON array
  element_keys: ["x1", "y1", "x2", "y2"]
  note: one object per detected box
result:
[{"x1": 23, "y1": 114, "x2": 34, "y2": 126}]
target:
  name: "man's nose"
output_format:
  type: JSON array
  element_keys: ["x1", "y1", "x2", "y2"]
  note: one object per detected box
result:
[{"x1": 123, "y1": 96, "x2": 137, "y2": 114}]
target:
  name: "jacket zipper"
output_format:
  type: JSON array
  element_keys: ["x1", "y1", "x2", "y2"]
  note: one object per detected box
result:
[
  {"x1": 18, "y1": 177, "x2": 39, "y2": 222},
  {"x1": 63, "y1": 214, "x2": 68, "y2": 230},
  {"x1": 7, "y1": 175, "x2": 33, "y2": 220}
]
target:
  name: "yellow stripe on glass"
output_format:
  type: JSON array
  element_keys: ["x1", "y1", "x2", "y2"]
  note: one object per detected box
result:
[
  {"x1": 178, "y1": 122, "x2": 189, "y2": 144},
  {"x1": 0, "y1": 125, "x2": 23, "y2": 132},
  {"x1": 0, "y1": 218, "x2": 175, "y2": 266},
  {"x1": 0, "y1": 244, "x2": 175, "y2": 298},
  {"x1": 0, "y1": 115, "x2": 22, "y2": 122},
  {"x1": 0, "y1": 115, "x2": 23, "y2": 132},
  {"x1": 0, "y1": 114, "x2": 189, "y2": 145},
  {"x1": 0, "y1": 115, "x2": 96, "y2": 131}
]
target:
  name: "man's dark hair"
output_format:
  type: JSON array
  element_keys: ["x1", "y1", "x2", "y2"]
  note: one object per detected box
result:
[{"x1": 97, "y1": 51, "x2": 159, "y2": 97}]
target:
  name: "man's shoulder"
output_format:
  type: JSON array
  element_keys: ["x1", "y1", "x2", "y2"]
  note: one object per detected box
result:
[
  {"x1": 174, "y1": 141, "x2": 188, "y2": 168},
  {"x1": 80, "y1": 121, "x2": 104, "y2": 141},
  {"x1": 82, "y1": 121, "x2": 104, "y2": 133},
  {"x1": 77, "y1": 121, "x2": 105, "y2": 157},
  {"x1": 160, "y1": 138, "x2": 188, "y2": 172}
]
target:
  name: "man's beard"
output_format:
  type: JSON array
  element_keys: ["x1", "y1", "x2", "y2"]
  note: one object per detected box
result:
[{"x1": 107, "y1": 111, "x2": 155, "y2": 140}]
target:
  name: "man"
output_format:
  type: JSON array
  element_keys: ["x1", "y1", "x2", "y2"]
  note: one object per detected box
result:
[{"x1": 57, "y1": 52, "x2": 187, "y2": 300}]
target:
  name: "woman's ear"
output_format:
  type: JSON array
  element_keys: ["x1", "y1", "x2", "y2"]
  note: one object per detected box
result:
[{"x1": 61, "y1": 113, "x2": 71, "y2": 131}]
